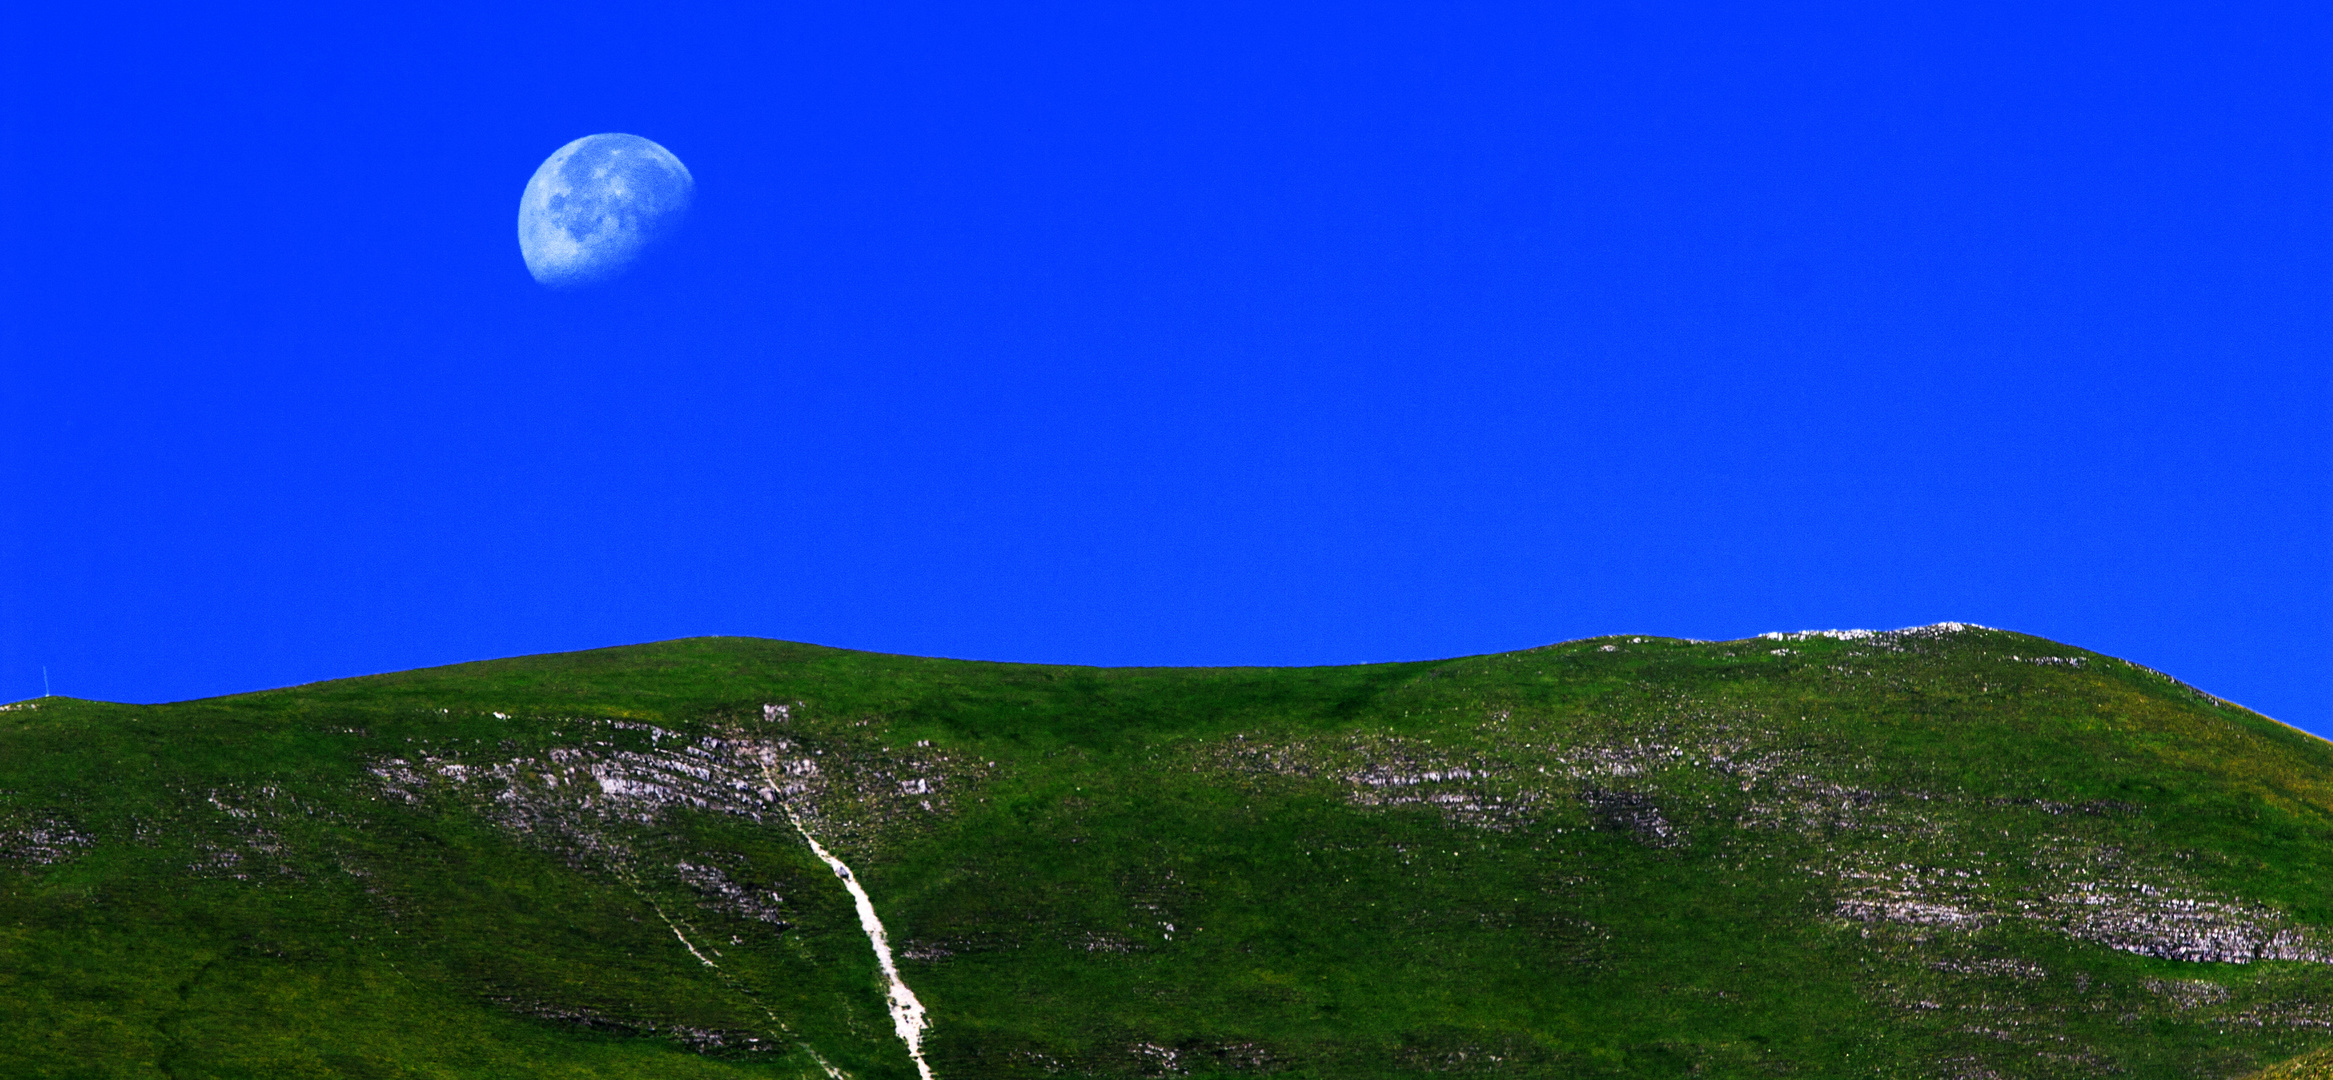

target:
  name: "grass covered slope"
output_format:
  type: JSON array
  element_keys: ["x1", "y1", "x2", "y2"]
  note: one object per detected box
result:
[{"x1": 3, "y1": 625, "x2": 2331, "y2": 1078}]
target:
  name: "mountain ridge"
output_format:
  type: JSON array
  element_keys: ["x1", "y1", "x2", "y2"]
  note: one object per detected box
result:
[{"x1": 3, "y1": 625, "x2": 2329, "y2": 1078}]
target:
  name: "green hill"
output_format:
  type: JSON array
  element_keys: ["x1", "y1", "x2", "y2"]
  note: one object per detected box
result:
[{"x1": 4, "y1": 625, "x2": 2330, "y2": 1078}]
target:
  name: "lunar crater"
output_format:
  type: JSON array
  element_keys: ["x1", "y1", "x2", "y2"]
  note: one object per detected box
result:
[{"x1": 518, "y1": 133, "x2": 693, "y2": 288}]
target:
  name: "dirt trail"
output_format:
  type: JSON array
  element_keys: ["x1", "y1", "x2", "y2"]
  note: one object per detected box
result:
[{"x1": 776, "y1": 798, "x2": 935, "y2": 1080}]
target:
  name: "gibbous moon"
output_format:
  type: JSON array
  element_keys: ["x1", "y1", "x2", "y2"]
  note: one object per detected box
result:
[{"x1": 517, "y1": 134, "x2": 694, "y2": 288}]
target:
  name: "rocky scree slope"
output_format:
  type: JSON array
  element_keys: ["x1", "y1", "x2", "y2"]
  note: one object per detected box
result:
[{"x1": 2, "y1": 626, "x2": 2331, "y2": 1079}]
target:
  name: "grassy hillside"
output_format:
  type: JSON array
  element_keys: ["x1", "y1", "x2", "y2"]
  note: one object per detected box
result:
[{"x1": 3, "y1": 625, "x2": 2330, "y2": 1078}]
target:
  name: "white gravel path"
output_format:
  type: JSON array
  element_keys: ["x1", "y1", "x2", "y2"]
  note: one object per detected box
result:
[{"x1": 780, "y1": 803, "x2": 935, "y2": 1080}]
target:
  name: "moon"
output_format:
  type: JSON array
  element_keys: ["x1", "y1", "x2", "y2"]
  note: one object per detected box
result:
[{"x1": 517, "y1": 134, "x2": 694, "y2": 288}]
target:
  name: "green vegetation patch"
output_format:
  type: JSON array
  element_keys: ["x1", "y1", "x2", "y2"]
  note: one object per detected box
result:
[{"x1": 3, "y1": 626, "x2": 2331, "y2": 1077}]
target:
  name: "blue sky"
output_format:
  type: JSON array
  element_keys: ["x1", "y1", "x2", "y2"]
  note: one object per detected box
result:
[{"x1": 4, "y1": 2, "x2": 2327, "y2": 732}]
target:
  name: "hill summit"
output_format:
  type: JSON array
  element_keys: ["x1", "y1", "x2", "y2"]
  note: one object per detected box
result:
[{"x1": 4, "y1": 625, "x2": 2330, "y2": 1078}]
